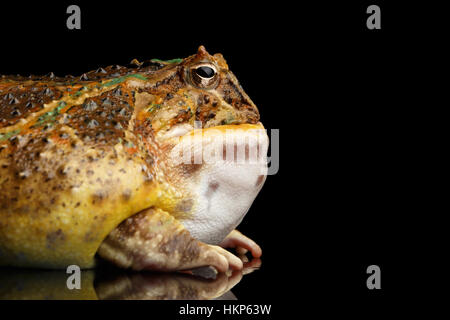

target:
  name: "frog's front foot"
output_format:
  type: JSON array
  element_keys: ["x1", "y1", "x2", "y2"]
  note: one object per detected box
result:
[
  {"x1": 219, "y1": 230, "x2": 262, "y2": 258},
  {"x1": 97, "y1": 208, "x2": 243, "y2": 273}
]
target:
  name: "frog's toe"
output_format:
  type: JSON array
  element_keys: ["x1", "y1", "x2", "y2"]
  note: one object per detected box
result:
[
  {"x1": 220, "y1": 230, "x2": 262, "y2": 258},
  {"x1": 242, "y1": 257, "x2": 262, "y2": 275},
  {"x1": 209, "y1": 245, "x2": 243, "y2": 271}
]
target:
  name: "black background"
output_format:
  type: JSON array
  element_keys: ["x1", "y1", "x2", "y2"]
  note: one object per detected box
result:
[{"x1": 0, "y1": 0, "x2": 441, "y2": 315}]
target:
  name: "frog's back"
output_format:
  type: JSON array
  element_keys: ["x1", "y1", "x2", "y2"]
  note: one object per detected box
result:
[{"x1": 0, "y1": 62, "x2": 168, "y2": 268}]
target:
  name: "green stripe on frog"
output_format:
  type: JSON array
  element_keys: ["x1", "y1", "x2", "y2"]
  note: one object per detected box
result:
[
  {"x1": 33, "y1": 101, "x2": 67, "y2": 127},
  {"x1": 0, "y1": 129, "x2": 21, "y2": 142},
  {"x1": 150, "y1": 58, "x2": 183, "y2": 64},
  {"x1": 101, "y1": 74, "x2": 148, "y2": 88}
]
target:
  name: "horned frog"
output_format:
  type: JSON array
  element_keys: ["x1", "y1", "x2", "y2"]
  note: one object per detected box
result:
[{"x1": 0, "y1": 46, "x2": 268, "y2": 273}]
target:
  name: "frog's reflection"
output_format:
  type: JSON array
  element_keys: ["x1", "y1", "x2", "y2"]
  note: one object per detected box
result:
[{"x1": 0, "y1": 258, "x2": 261, "y2": 300}]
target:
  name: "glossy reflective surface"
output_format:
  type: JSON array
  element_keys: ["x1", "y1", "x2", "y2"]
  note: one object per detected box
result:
[{"x1": 0, "y1": 257, "x2": 261, "y2": 300}]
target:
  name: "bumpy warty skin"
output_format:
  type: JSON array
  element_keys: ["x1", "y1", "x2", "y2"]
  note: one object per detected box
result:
[{"x1": 0, "y1": 46, "x2": 267, "y2": 269}]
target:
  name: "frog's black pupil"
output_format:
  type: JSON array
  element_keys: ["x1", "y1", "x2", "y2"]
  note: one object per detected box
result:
[{"x1": 195, "y1": 66, "x2": 215, "y2": 78}]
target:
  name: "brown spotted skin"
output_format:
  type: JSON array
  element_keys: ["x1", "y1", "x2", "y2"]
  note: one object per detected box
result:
[
  {"x1": 0, "y1": 46, "x2": 260, "y2": 269},
  {"x1": 99, "y1": 208, "x2": 198, "y2": 271},
  {"x1": 98, "y1": 208, "x2": 243, "y2": 272}
]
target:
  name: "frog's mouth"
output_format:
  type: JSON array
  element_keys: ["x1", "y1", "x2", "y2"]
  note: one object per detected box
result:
[{"x1": 163, "y1": 122, "x2": 269, "y2": 244}]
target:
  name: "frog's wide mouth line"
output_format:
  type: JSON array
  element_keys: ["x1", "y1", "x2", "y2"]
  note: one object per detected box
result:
[{"x1": 161, "y1": 122, "x2": 266, "y2": 140}]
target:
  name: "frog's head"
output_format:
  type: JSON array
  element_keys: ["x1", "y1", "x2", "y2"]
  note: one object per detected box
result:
[
  {"x1": 147, "y1": 47, "x2": 269, "y2": 245},
  {"x1": 180, "y1": 45, "x2": 259, "y2": 128},
  {"x1": 145, "y1": 46, "x2": 260, "y2": 137}
]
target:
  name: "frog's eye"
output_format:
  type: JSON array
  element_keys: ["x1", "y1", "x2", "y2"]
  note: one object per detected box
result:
[
  {"x1": 190, "y1": 64, "x2": 218, "y2": 89},
  {"x1": 195, "y1": 66, "x2": 215, "y2": 78}
]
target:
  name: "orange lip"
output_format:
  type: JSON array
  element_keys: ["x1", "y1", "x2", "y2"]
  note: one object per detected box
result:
[{"x1": 186, "y1": 123, "x2": 265, "y2": 137}]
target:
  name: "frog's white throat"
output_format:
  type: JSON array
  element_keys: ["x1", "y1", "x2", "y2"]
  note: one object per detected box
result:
[{"x1": 169, "y1": 125, "x2": 268, "y2": 244}]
